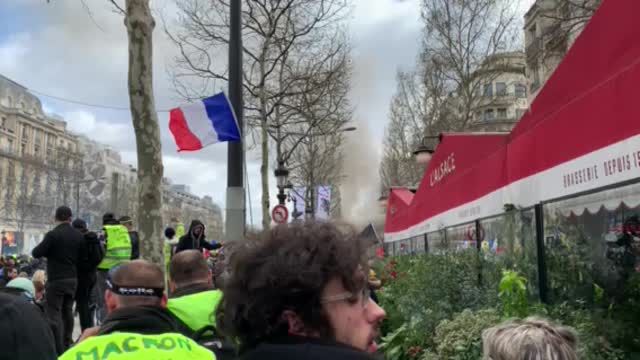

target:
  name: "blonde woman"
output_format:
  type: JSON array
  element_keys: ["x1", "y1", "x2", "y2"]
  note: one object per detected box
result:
[
  {"x1": 32, "y1": 269, "x2": 47, "y2": 302},
  {"x1": 482, "y1": 317, "x2": 578, "y2": 360}
]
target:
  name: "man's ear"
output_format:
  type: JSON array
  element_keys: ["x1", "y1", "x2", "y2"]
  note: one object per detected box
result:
[
  {"x1": 282, "y1": 310, "x2": 307, "y2": 336},
  {"x1": 106, "y1": 290, "x2": 118, "y2": 313},
  {"x1": 160, "y1": 294, "x2": 168, "y2": 308},
  {"x1": 169, "y1": 280, "x2": 177, "y2": 295}
]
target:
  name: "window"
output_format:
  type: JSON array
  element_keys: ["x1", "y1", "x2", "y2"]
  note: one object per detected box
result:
[
  {"x1": 515, "y1": 84, "x2": 527, "y2": 98},
  {"x1": 484, "y1": 109, "x2": 495, "y2": 121},
  {"x1": 21, "y1": 125, "x2": 28, "y2": 141},
  {"x1": 6, "y1": 139, "x2": 13, "y2": 153},
  {"x1": 34, "y1": 144, "x2": 41, "y2": 156},
  {"x1": 496, "y1": 82, "x2": 507, "y2": 96},
  {"x1": 483, "y1": 83, "x2": 493, "y2": 97},
  {"x1": 20, "y1": 143, "x2": 26, "y2": 156},
  {"x1": 498, "y1": 108, "x2": 507, "y2": 118},
  {"x1": 0, "y1": 116, "x2": 5, "y2": 128}
]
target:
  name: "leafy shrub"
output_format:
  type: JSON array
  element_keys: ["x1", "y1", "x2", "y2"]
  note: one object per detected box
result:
[
  {"x1": 422, "y1": 309, "x2": 500, "y2": 360},
  {"x1": 379, "y1": 251, "x2": 492, "y2": 352},
  {"x1": 498, "y1": 270, "x2": 529, "y2": 318}
]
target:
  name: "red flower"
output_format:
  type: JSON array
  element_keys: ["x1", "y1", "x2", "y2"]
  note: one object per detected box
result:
[
  {"x1": 390, "y1": 271, "x2": 397, "y2": 279},
  {"x1": 408, "y1": 346, "x2": 422, "y2": 358}
]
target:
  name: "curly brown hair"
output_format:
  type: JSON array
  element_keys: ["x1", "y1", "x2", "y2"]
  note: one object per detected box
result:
[{"x1": 216, "y1": 222, "x2": 368, "y2": 351}]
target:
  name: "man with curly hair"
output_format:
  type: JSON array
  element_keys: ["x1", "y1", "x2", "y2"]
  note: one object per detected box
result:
[{"x1": 217, "y1": 222, "x2": 386, "y2": 360}]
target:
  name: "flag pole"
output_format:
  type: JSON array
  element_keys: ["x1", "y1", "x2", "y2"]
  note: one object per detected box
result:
[{"x1": 225, "y1": 0, "x2": 245, "y2": 241}]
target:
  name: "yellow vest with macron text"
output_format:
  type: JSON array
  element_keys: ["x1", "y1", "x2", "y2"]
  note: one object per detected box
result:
[
  {"x1": 98, "y1": 225, "x2": 132, "y2": 271},
  {"x1": 59, "y1": 332, "x2": 215, "y2": 360}
]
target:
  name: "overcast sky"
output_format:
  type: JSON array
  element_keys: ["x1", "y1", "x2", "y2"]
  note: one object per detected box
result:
[{"x1": 0, "y1": 0, "x2": 534, "y2": 228}]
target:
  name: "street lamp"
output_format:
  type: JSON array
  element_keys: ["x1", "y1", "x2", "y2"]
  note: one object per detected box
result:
[
  {"x1": 274, "y1": 161, "x2": 289, "y2": 205},
  {"x1": 413, "y1": 135, "x2": 439, "y2": 165},
  {"x1": 378, "y1": 194, "x2": 389, "y2": 208}
]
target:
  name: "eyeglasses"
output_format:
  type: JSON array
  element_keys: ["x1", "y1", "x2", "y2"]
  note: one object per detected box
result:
[{"x1": 321, "y1": 287, "x2": 371, "y2": 307}]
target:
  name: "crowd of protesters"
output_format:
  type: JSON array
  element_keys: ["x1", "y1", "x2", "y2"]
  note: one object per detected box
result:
[{"x1": 0, "y1": 205, "x2": 580, "y2": 360}]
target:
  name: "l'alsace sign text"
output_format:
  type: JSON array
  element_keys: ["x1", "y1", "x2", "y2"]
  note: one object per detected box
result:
[{"x1": 429, "y1": 153, "x2": 456, "y2": 187}]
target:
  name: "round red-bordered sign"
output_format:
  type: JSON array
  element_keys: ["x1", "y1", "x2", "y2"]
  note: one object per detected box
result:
[{"x1": 272, "y1": 205, "x2": 289, "y2": 224}]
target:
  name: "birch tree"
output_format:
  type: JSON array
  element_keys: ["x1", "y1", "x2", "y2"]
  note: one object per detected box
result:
[{"x1": 168, "y1": 0, "x2": 349, "y2": 229}]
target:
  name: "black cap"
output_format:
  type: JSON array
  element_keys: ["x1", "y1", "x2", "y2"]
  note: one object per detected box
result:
[
  {"x1": 102, "y1": 213, "x2": 116, "y2": 225},
  {"x1": 164, "y1": 227, "x2": 175, "y2": 239},
  {"x1": 55, "y1": 206, "x2": 72, "y2": 222},
  {"x1": 72, "y1": 219, "x2": 87, "y2": 230}
]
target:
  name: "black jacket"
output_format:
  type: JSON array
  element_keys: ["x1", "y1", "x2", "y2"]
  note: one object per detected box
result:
[
  {"x1": 129, "y1": 231, "x2": 140, "y2": 260},
  {"x1": 32, "y1": 223, "x2": 82, "y2": 281},
  {"x1": 176, "y1": 220, "x2": 220, "y2": 253},
  {"x1": 241, "y1": 337, "x2": 379, "y2": 360},
  {"x1": 99, "y1": 306, "x2": 179, "y2": 336},
  {"x1": 77, "y1": 231, "x2": 104, "y2": 283},
  {"x1": 0, "y1": 291, "x2": 57, "y2": 360}
]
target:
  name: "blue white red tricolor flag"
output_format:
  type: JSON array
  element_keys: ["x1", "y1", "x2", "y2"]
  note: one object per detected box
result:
[{"x1": 168, "y1": 93, "x2": 240, "y2": 152}]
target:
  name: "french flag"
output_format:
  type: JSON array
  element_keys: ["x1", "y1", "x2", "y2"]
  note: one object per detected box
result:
[{"x1": 169, "y1": 93, "x2": 241, "y2": 152}]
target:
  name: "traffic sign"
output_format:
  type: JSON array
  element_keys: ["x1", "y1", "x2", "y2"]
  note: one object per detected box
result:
[{"x1": 272, "y1": 205, "x2": 289, "y2": 224}]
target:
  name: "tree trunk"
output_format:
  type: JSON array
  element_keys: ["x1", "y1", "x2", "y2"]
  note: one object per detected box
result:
[
  {"x1": 261, "y1": 118, "x2": 270, "y2": 229},
  {"x1": 124, "y1": 0, "x2": 164, "y2": 265}
]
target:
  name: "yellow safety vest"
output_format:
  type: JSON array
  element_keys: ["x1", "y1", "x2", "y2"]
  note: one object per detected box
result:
[
  {"x1": 59, "y1": 332, "x2": 215, "y2": 360},
  {"x1": 164, "y1": 240, "x2": 172, "y2": 269},
  {"x1": 176, "y1": 223, "x2": 185, "y2": 239},
  {"x1": 98, "y1": 225, "x2": 132, "y2": 270},
  {"x1": 167, "y1": 290, "x2": 223, "y2": 332}
]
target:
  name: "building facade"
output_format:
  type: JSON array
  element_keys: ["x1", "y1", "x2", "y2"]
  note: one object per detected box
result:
[
  {"x1": 467, "y1": 51, "x2": 530, "y2": 132},
  {"x1": 0, "y1": 75, "x2": 81, "y2": 253},
  {"x1": 524, "y1": 0, "x2": 597, "y2": 99},
  {"x1": 0, "y1": 74, "x2": 225, "y2": 253},
  {"x1": 75, "y1": 135, "x2": 138, "y2": 228}
]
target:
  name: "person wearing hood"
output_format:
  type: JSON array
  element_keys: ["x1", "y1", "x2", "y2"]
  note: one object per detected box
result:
[
  {"x1": 73, "y1": 219, "x2": 104, "y2": 332},
  {"x1": 175, "y1": 220, "x2": 222, "y2": 254},
  {"x1": 63, "y1": 260, "x2": 214, "y2": 359}
]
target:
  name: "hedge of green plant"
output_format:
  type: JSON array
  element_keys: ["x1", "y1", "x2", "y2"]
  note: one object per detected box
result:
[{"x1": 375, "y1": 251, "x2": 640, "y2": 360}]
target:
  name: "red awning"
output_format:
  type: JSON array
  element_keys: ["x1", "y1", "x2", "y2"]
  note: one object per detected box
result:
[{"x1": 385, "y1": 0, "x2": 640, "y2": 241}]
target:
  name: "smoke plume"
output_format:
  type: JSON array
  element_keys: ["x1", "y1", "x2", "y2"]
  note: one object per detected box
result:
[{"x1": 340, "y1": 120, "x2": 384, "y2": 229}]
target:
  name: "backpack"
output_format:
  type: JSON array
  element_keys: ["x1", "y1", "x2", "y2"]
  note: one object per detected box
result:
[
  {"x1": 192, "y1": 325, "x2": 237, "y2": 360},
  {"x1": 173, "y1": 315, "x2": 237, "y2": 360}
]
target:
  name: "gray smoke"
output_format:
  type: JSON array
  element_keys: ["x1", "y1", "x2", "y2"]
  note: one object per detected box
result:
[{"x1": 340, "y1": 120, "x2": 383, "y2": 228}]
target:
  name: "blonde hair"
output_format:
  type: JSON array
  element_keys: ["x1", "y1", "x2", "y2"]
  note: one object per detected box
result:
[
  {"x1": 32, "y1": 270, "x2": 47, "y2": 289},
  {"x1": 482, "y1": 317, "x2": 578, "y2": 360}
]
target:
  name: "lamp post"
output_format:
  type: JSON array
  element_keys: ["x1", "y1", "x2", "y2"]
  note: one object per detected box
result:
[
  {"x1": 274, "y1": 126, "x2": 357, "y2": 221},
  {"x1": 226, "y1": 0, "x2": 245, "y2": 241},
  {"x1": 274, "y1": 161, "x2": 290, "y2": 206},
  {"x1": 413, "y1": 135, "x2": 440, "y2": 165}
]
